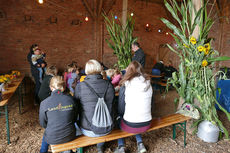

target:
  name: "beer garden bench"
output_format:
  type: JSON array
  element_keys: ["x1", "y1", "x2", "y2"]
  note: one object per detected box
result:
[{"x1": 51, "y1": 113, "x2": 191, "y2": 153}]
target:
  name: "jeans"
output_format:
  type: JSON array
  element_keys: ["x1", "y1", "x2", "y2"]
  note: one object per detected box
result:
[
  {"x1": 40, "y1": 135, "x2": 72, "y2": 153},
  {"x1": 38, "y1": 67, "x2": 46, "y2": 80},
  {"x1": 40, "y1": 136, "x2": 49, "y2": 153},
  {"x1": 81, "y1": 128, "x2": 106, "y2": 148},
  {"x1": 117, "y1": 134, "x2": 142, "y2": 147}
]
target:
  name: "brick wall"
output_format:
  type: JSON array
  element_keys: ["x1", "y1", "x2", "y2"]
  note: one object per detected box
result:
[{"x1": 0, "y1": 0, "x2": 229, "y2": 75}]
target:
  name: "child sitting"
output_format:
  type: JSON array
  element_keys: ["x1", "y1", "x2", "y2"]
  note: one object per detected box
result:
[
  {"x1": 68, "y1": 67, "x2": 80, "y2": 94},
  {"x1": 105, "y1": 69, "x2": 115, "y2": 81},
  {"x1": 111, "y1": 69, "x2": 122, "y2": 88},
  {"x1": 31, "y1": 48, "x2": 46, "y2": 82}
]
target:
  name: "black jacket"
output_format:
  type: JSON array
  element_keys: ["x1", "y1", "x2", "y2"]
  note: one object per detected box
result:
[
  {"x1": 38, "y1": 75, "x2": 53, "y2": 101},
  {"x1": 74, "y1": 74, "x2": 115, "y2": 133},
  {"x1": 132, "y1": 48, "x2": 145, "y2": 68},
  {"x1": 39, "y1": 90, "x2": 78, "y2": 145}
]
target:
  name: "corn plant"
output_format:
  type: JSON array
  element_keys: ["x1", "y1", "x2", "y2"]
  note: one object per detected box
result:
[
  {"x1": 161, "y1": 0, "x2": 230, "y2": 138},
  {"x1": 104, "y1": 14, "x2": 137, "y2": 70}
]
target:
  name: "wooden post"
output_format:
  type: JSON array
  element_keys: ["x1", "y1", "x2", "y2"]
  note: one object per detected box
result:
[
  {"x1": 192, "y1": 0, "x2": 202, "y2": 39},
  {"x1": 122, "y1": 0, "x2": 128, "y2": 29}
]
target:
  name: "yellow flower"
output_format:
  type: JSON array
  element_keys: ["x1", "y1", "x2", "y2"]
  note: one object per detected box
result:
[
  {"x1": 202, "y1": 60, "x2": 208, "y2": 67},
  {"x1": 0, "y1": 79, "x2": 4, "y2": 83},
  {"x1": 203, "y1": 48, "x2": 209, "y2": 55},
  {"x1": 204, "y1": 43, "x2": 210, "y2": 50},
  {"x1": 190, "y1": 37, "x2": 197, "y2": 45},
  {"x1": 183, "y1": 44, "x2": 189, "y2": 48},
  {"x1": 197, "y1": 46, "x2": 205, "y2": 52}
]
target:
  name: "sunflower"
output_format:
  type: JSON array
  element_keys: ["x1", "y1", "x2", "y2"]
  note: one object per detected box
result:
[
  {"x1": 190, "y1": 36, "x2": 197, "y2": 45},
  {"x1": 197, "y1": 46, "x2": 204, "y2": 52},
  {"x1": 202, "y1": 60, "x2": 208, "y2": 67}
]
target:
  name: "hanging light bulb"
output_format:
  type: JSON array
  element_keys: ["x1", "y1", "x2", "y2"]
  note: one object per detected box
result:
[
  {"x1": 114, "y1": 15, "x2": 118, "y2": 19},
  {"x1": 85, "y1": 16, "x2": 89, "y2": 21},
  {"x1": 146, "y1": 24, "x2": 149, "y2": 27},
  {"x1": 131, "y1": 13, "x2": 134, "y2": 16},
  {"x1": 38, "y1": 0, "x2": 43, "y2": 4},
  {"x1": 166, "y1": 32, "x2": 169, "y2": 35}
]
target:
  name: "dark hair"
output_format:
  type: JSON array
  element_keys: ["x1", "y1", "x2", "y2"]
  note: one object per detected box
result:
[
  {"x1": 119, "y1": 61, "x2": 150, "y2": 86},
  {"x1": 30, "y1": 44, "x2": 38, "y2": 54},
  {"x1": 132, "y1": 42, "x2": 140, "y2": 48}
]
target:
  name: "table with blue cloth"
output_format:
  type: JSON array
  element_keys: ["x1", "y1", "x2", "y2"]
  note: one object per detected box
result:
[{"x1": 216, "y1": 80, "x2": 230, "y2": 112}]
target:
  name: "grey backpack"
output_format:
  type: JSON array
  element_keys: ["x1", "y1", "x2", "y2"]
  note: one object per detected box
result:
[{"x1": 84, "y1": 81, "x2": 113, "y2": 134}]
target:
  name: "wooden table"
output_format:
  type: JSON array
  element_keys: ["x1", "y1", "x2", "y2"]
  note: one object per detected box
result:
[
  {"x1": 0, "y1": 74, "x2": 25, "y2": 144},
  {"x1": 149, "y1": 74, "x2": 163, "y2": 78}
]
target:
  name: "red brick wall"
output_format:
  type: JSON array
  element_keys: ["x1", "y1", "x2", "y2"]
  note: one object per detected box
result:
[{"x1": 0, "y1": 0, "x2": 229, "y2": 75}]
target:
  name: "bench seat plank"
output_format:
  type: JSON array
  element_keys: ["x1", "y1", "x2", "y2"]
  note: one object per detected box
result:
[{"x1": 51, "y1": 114, "x2": 190, "y2": 153}]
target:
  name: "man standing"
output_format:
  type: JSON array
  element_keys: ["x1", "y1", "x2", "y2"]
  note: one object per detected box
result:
[{"x1": 131, "y1": 42, "x2": 145, "y2": 68}]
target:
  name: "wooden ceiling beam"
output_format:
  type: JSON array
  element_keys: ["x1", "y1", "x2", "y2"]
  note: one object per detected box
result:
[
  {"x1": 98, "y1": 0, "x2": 103, "y2": 16},
  {"x1": 82, "y1": 0, "x2": 95, "y2": 19}
]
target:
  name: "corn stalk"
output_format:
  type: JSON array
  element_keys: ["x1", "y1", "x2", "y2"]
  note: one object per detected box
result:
[{"x1": 103, "y1": 14, "x2": 137, "y2": 70}]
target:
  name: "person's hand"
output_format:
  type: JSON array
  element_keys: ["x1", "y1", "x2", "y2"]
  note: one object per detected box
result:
[
  {"x1": 37, "y1": 64, "x2": 40, "y2": 67},
  {"x1": 41, "y1": 63, "x2": 45, "y2": 67}
]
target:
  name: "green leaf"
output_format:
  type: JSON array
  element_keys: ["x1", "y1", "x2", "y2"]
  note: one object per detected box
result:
[
  {"x1": 207, "y1": 56, "x2": 230, "y2": 62},
  {"x1": 161, "y1": 18, "x2": 188, "y2": 44}
]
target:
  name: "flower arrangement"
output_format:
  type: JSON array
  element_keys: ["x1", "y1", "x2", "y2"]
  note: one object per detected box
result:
[
  {"x1": 161, "y1": 0, "x2": 230, "y2": 138},
  {"x1": 0, "y1": 71, "x2": 20, "y2": 83}
]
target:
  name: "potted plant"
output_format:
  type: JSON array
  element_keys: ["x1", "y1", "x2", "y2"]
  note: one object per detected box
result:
[
  {"x1": 161, "y1": 0, "x2": 230, "y2": 141},
  {"x1": 104, "y1": 14, "x2": 137, "y2": 70}
]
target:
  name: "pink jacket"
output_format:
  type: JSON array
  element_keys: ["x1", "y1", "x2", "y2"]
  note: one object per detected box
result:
[{"x1": 111, "y1": 74, "x2": 122, "y2": 87}]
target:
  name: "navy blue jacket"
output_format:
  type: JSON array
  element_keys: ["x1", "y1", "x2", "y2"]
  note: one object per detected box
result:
[{"x1": 39, "y1": 90, "x2": 78, "y2": 144}]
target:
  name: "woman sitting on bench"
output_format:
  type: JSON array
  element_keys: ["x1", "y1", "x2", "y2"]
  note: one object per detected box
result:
[
  {"x1": 116, "y1": 61, "x2": 153, "y2": 153},
  {"x1": 39, "y1": 76, "x2": 78, "y2": 153},
  {"x1": 74, "y1": 59, "x2": 115, "y2": 153}
]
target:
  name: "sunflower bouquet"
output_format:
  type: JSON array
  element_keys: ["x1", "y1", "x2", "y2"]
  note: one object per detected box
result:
[{"x1": 161, "y1": 0, "x2": 230, "y2": 138}]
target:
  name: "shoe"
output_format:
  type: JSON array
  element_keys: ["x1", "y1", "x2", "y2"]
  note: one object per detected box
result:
[
  {"x1": 114, "y1": 146, "x2": 125, "y2": 153},
  {"x1": 97, "y1": 146, "x2": 103, "y2": 153},
  {"x1": 137, "y1": 142, "x2": 146, "y2": 153}
]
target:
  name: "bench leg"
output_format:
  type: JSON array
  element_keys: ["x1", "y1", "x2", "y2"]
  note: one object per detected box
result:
[
  {"x1": 5, "y1": 105, "x2": 10, "y2": 144},
  {"x1": 172, "y1": 121, "x2": 187, "y2": 147},
  {"x1": 77, "y1": 147, "x2": 83, "y2": 153}
]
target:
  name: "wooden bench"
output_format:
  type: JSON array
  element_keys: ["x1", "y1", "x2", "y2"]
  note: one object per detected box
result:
[{"x1": 51, "y1": 114, "x2": 191, "y2": 153}]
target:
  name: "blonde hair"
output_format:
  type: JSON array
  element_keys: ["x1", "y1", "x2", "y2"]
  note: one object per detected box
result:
[
  {"x1": 49, "y1": 76, "x2": 65, "y2": 92},
  {"x1": 45, "y1": 66, "x2": 58, "y2": 76},
  {"x1": 105, "y1": 69, "x2": 115, "y2": 78},
  {"x1": 85, "y1": 59, "x2": 102, "y2": 75}
]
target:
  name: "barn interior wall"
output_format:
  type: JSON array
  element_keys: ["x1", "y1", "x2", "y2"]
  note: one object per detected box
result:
[{"x1": 0, "y1": 0, "x2": 229, "y2": 75}]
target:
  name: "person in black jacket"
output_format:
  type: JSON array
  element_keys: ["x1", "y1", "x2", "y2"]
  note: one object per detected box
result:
[
  {"x1": 74, "y1": 59, "x2": 115, "y2": 153},
  {"x1": 27, "y1": 44, "x2": 41, "y2": 105},
  {"x1": 38, "y1": 66, "x2": 58, "y2": 101},
  {"x1": 39, "y1": 76, "x2": 78, "y2": 153},
  {"x1": 132, "y1": 42, "x2": 145, "y2": 68}
]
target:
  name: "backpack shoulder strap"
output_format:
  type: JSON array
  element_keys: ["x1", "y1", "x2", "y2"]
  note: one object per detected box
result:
[
  {"x1": 84, "y1": 81, "x2": 109, "y2": 98},
  {"x1": 102, "y1": 81, "x2": 109, "y2": 98},
  {"x1": 84, "y1": 81, "x2": 100, "y2": 98}
]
